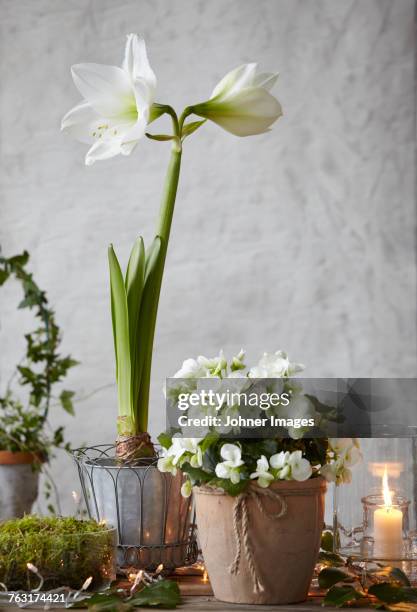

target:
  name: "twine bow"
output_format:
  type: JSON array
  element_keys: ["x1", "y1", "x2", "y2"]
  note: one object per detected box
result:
[{"x1": 228, "y1": 486, "x2": 287, "y2": 594}]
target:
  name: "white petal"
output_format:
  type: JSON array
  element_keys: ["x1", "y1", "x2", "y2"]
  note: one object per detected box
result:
[
  {"x1": 252, "y1": 72, "x2": 279, "y2": 91},
  {"x1": 211, "y1": 63, "x2": 257, "y2": 100},
  {"x1": 61, "y1": 101, "x2": 100, "y2": 145},
  {"x1": 71, "y1": 63, "x2": 136, "y2": 118},
  {"x1": 85, "y1": 138, "x2": 123, "y2": 166},
  {"x1": 203, "y1": 87, "x2": 282, "y2": 137},
  {"x1": 123, "y1": 34, "x2": 157, "y2": 94}
]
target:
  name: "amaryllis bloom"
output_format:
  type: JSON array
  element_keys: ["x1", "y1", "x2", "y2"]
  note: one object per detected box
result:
[
  {"x1": 191, "y1": 63, "x2": 282, "y2": 137},
  {"x1": 61, "y1": 34, "x2": 156, "y2": 165}
]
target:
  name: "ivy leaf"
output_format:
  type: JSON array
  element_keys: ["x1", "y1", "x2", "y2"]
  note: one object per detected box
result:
[
  {"x1": 129, "y1": 580, "x2": 181, "y2": 608},
  {"x1": 317, "y1": 550, "x2": 346, "y2": 567},
  {"x1": 0, "y1": 269, "x2": 9, "y2": 285},
  {"x1": 8, "y1": 251, "x2": 30, "y2": 267},
  {"x1": 318, "y1": 567, "x2": 354, "y2": 589},
  {"x1": 369, "y1": 584, "x2": 417, "y2": 604},
  {"x1": 321, "y1": 530, "x2": 334, "y2": 552},
  {"x1": 85, "y1": 592, "x2": 127, "y2": 611},
  {"x1": 323, "y1": 585, "x2": 363, "y2": 607},
  {"x1": 60, "y1": 390, "x2": 75, "y2": 415},
  {"x1": 370, "y1": 567, "x2": 411, "y2": 587}
]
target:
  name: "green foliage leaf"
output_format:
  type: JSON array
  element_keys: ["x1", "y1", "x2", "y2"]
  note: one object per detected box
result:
[
  {"x1": 323, "y1": 585, "x2": 363, "y2": 607},
  {"x1": 200, "y1": 431, "x2": 219, "y2": 454},
  {"x1": 0, "y1": 269, "x2": 9, "y2": 285},
  {"x1": 157, "y1": 431, "x2": 173, "y2": 450},
  {"x1": 125, "y1": 237, "x2": 145, "y2": 416},
  {"x1": 108, "y1": 245, "x2": 132, "y2": 424},
  {"x1": 318, "y1": 567, "x2": 353, "y2": 589},
  {"x1": 181, "y1": 120, "x2": 206, "y2": 138},
  {"x1": 370, "y1": 567, "x2": 411, "y2": 587},
  {"x1": 129, "y1": 580, "x2": 181, "y2": 608},
  {"x1": 369, "y1": 584, "x2": 417, "y2": 604},
  {"x1": 60, "y1": 390, "x2": 75, "y2": 415},
  {"x1": 317, "y1": 550, "x2": 346, "y2": 567},
  {"x1": 134, "y1": 236, "x2": 162, "y2": 432},
  {"x1": 321, "y1": 530, "x2": 334, "y2": 552}
]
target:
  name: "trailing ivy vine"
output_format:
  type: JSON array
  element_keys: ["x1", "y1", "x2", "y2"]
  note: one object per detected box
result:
[{"x1": 0, "y1": 249, "x2": 77, "y2": 458}]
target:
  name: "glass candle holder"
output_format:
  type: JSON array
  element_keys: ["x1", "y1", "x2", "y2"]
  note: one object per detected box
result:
[
  {"x1": 333, "y1": 438, "x2": 417, "y2": 580},
  {"x1": 361, "y1": 492, "x2": 410, "y2": 561}
]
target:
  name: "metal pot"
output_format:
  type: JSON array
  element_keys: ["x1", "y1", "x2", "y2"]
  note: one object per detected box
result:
[
  {"x1": 0, "y1": 452, "x2": 40, "y2": 520},
  {"x1": 72, "y1": 445, "x2": 197, "y2": 571}
]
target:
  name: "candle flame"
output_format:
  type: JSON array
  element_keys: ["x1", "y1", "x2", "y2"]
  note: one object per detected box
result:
[
  {"x1": 203, "y1": 569, "x2": 208, "y2": 583},
  {"x1": 382, "y1": 465, "x2": 392, "y2": 508}
]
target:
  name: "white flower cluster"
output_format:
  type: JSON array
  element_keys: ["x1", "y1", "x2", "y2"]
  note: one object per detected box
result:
[
  {"x1": 172, "y1": 349, "x2": 304, "y2": 380},
  {"x1": 319, "y1": 438, "x2": 362, "y2": 484},
  {"x1": 158, "y1": 349, "x2": 362, "y2": 496}
]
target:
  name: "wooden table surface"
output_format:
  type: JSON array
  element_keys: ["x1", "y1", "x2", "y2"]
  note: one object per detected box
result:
[{"x1": 1, "y1": 598, "x2": 345, "y2": 612}]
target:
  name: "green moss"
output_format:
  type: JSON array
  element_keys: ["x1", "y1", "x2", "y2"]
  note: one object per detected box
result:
[{"x1": 0, "y1": 516, "x2": 115, "y2": 591}]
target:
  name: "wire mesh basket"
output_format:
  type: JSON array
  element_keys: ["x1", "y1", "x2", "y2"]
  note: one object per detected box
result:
[{"x1": 71, "y1": 445, "x2": 198, "y2": 572}]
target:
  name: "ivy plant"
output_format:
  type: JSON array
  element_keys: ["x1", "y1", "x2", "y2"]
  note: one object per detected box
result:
[{"x1": 0, "y1": 249, "x2": 77, "y2": 458}]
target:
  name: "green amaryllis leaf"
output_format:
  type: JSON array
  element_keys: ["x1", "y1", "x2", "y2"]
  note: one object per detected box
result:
[
  {"x1": 323, "y1": 585, "x2": 363, "y2": 607},
  {"x1": 129, "y1": 580, "x2": 181, "y2": 609},
  {"x1": 134, "y1": 236, "x2": 163, "y2": 432},
  {"x1": 125, "y1": 237, "x2": 145, "y2": 415},
  {"x1": 369, "y1": 584, "x2": 417, "y2": 604},
  {"x1": 108, "y1": 245, "x2": 132, "y2": 427},
  {"x1": 318, "y1": 567, "x2": 354, "y2": 589}
]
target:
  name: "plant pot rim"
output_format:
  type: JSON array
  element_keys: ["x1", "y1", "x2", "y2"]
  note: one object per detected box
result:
[
  {"x1": 194, "y1": 475, "x2": 327, "y2": 496},
  {"x1": 0, "y1": 450, "x2": 44, "y2": 465}
]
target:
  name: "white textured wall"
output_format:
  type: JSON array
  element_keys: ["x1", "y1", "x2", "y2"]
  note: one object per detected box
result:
[{"x1": 0, "y1": 0, "x2": 415, "y2": 513}]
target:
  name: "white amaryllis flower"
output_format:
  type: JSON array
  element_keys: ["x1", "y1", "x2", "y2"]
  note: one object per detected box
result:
[
  {"x1": 249, "y1": 351, "x2": 304, "y2": 378},
  {"x1": 288, "y1": 450, "x2": 312, "y2": 481},
  {"x1": 61, "y1": 34, "x2": 156, "y2": 165},
  {"x1": 250, "y1": 455, "x2": 274, "y2": 488},
  {"x1": 215, "y1": 443, "x2": 244, "y2": 484},
  {"x1": 191, "y1": 63, "x2": 282, "y2": 137}
]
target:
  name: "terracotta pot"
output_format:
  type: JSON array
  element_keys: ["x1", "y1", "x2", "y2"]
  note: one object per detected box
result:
[
  {"x1": 0, "y1": 451, "x2": 41, "y2": 520},
  {"x1": 194, "y1": 476, "x2": 327, "y2": 605}
]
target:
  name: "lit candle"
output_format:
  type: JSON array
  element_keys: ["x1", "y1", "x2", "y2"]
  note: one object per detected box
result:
[{"x1": 373, "y1": 466, "x2": 403, "y2": 558}]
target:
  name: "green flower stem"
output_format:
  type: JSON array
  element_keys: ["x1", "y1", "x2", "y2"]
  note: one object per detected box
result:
[{"x1": 136, "y1": 144, "x2": 182, "y2": 433}]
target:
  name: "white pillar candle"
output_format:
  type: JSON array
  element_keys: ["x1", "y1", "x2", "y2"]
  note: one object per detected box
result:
[
  {"x1": 374, "y1": 506, "x2": 403, "y2": 558},
  {"x1": 373, "y1": 465, "x2": 403, "y2": 559}
]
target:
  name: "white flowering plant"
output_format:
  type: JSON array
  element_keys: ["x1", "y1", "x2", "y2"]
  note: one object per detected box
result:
[
  {"x1": 62, "y1": 35, "x2": 283, "y2": 460},
  {"x1": 158, "y1": 350, "x2": 361, "y2": 497}
]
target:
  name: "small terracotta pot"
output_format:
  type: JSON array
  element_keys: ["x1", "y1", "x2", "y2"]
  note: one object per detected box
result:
[
  {"x1": 194, "y1": 476, "x2": 327, "y2": 605},
  {"x1": 0, "y1": 450, "x2": 41, "y2": 465},
  {"x1": 0, "y1": 451, "x2": 42, "y2": 520}
]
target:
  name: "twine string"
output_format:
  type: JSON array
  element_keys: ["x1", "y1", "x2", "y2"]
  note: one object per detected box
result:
[{"x1": 228, "y1": 486, "x2": 287, "y2": 594}]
